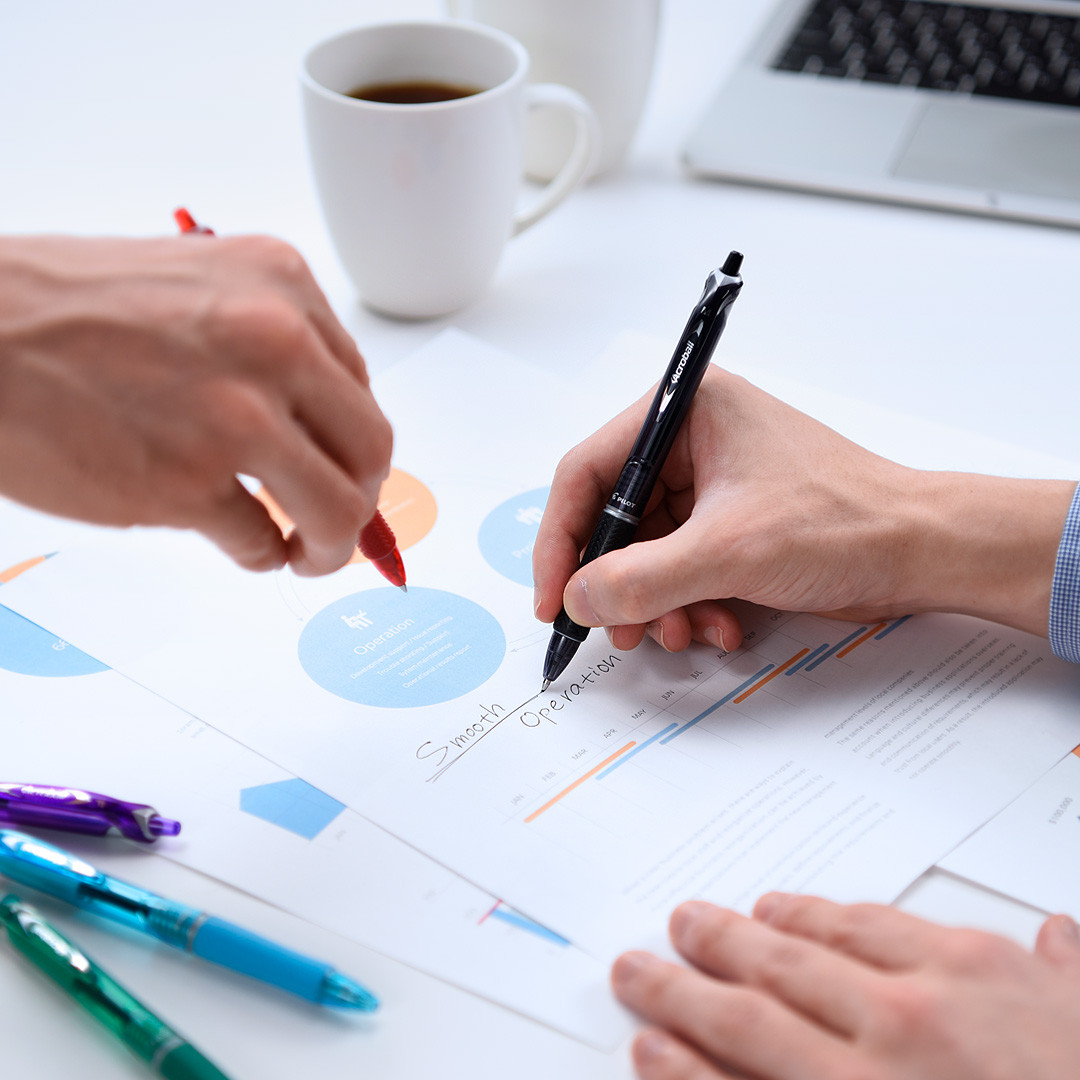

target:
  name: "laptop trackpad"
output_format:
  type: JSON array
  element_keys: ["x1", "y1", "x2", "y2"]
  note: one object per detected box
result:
[{"x1": 892, "y1": 98, "x2": 1080, "y2": 202}]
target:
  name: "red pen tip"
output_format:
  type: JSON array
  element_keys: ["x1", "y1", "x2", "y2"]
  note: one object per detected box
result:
[
  {"x1": 359, "y1": 512, "x2": 407, "y2": 589},
  {"x1": 173, "y1": 207, "x2": 214, "y2": 235}
]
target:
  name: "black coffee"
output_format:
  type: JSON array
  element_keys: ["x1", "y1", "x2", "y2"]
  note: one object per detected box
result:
[{"x1": 346, "y1": 80, "x2": 483, "y2": 104}]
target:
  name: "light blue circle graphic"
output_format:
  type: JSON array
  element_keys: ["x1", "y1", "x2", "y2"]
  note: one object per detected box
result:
[
  {"x1": 478, "y1": 486, "x2": 549, "y2": 587},
  {"x1": 0, "y1": 604, "x2": 108, "y2": 677},
  {"x1": 298, "y1": 587, "x2": 505, "y2": 708}
]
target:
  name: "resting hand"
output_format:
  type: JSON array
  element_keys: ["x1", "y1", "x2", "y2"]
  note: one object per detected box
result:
[
  {"x1": 533, "y1": 366, "x2": 1072, "y2": 651},
  {"x1": 0, "y1": 234, "x2": 392, "y2": 575},
  {"x1": 612, "y1": 894, "x2": 1080, "y2": 1080}
]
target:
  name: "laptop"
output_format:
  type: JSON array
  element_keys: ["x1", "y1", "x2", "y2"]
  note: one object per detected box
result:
[{"x1": 683, "y1": 0, "x2": 1080, "y2": 227}]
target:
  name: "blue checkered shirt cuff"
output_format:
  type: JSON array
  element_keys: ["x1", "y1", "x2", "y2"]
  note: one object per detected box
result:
[{"x1": 1050, "y1": 482, "x2": 1080, "y2": 663}]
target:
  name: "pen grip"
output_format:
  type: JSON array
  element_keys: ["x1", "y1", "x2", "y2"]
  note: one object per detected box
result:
[
  {"x1": 578, "y1": 508, "x2": 640, "y2": 568},
  {"x1": 552, "y1": 510, "x2": 640, "y2": 642},
  {"x1": 190, "y1": 917, "x2": 330, "y2": 1003}
]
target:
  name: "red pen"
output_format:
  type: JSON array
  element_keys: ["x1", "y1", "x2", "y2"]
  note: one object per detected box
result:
[{"x1": 174, "y1": 207, "x2": 407, "y2": 591}]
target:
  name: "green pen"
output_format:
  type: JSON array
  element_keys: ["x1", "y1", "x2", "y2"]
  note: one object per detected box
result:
[{"x1": 0, "y1": 895, "x2": 232, "y2": 1080}]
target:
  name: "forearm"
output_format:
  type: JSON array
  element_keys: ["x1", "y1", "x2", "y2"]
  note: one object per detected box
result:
[{"x1": 895, "y1": 471, "x2": 1076, "y2": 637}]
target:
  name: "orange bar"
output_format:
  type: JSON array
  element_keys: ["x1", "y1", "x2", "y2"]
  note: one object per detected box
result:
[
  {"x1": 732, "y1": 648, "x2": 811, "y2": 704},
  {"x1": 1072, "y1": 744, "x2": 1080, "y2": 758},
  {"x1": 0, "y1": 555, "x2": 47, "y2": 585},
  {"x1": 836, "y1": 622, "x2": 889, "y2": 659},
  {"x1": 524, "y1": 742, "x2": 636, "y2": 823}
]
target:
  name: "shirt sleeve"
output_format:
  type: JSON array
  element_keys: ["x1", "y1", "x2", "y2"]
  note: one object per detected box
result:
[{"x1": 1049, "y1": 481, "x2": 1080, "y2": 663}]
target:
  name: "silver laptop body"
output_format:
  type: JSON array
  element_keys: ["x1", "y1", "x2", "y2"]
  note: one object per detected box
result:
[{"x1": 684, "y1": 0, "x2": 1080, "y2": 227}]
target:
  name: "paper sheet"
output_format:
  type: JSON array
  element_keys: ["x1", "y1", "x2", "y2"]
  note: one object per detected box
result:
[
  {"x1": 6, "y1": 329, "x2": 1080, "y2": 963},
  {"x1": 0, "y1": 487, "x2": 630, "y2": 1049},
  {"x1": 939, "y1": 747, "x2": 1080, "y2": 919}
]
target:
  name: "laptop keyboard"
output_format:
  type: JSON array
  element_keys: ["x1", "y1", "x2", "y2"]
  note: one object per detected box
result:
[{"x1": 773, "y1": 0, "x2": 1080, "y2": 107}]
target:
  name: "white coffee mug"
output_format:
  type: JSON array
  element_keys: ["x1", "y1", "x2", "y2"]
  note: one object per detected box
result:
[
  {"x1": 447, "y1": 0, "x2": 661, "y2": 180},
  {"x1": 300, "y1": 20, "x2": 600, "y2": 319}
]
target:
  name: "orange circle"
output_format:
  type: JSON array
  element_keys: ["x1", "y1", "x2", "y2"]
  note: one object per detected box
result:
[{"x1": 254, "y1": 467, "x2": 437, "y2": 565}]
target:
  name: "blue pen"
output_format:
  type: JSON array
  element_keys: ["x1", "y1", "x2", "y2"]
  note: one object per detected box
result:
[{"x1": 0, "y1": 830, "x2": 377, "y2": 1011}]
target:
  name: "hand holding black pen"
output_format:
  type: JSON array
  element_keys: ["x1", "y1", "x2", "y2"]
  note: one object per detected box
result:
[{"x1": 541, "y1": 252, "x2": 745, "y2": 688}]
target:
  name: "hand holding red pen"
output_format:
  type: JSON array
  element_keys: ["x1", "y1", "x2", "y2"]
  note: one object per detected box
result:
[
  {"x1": 176, "y1": 208, "x2": 405, "y2": 589},
  {"x1": 0, "y1": 225, "x2": 393, "y2": 576}
]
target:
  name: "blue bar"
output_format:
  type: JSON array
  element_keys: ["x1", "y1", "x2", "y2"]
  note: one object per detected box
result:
[
  {"x1": 488, "y1": 906, "x2": 570, "y2": 946},
  {"x1": 595, "y1": 723, "x2": 679, "y2": 779},
  {"x1": 785, "y1": 642, "x2": 830, "y2": 675},
  {"x1": 660, "y1": 663, "x2": 776, "y2": 744},
  {"x1": 804, "y1": 626, "x2": 867, "y2": 671},
  {"x1": 875, "y1": 615, "x2": 913, "y2": 639}
]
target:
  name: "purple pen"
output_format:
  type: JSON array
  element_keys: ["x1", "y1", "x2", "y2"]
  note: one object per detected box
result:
[{"x1": 0, "y1": 783, "x2": 181, "y2": 843}]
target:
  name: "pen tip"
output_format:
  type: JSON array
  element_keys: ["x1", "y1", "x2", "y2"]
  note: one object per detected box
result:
[
  {"x1": 398, "y1": 584, "x2": 408, "y2": 593},
  {"x1": 321, "y1": 971, "x2": 380, "y2": 1011},
  {"x1": 540, "y1": 679, "x2": 550, "y2": 693}
]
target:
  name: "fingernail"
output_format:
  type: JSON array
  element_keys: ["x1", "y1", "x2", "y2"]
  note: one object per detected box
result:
[
  {"x1": 635, "y1": 1030, "x2": 676, "y2": 1066},
  {"x1": 646, "y1": 621, "x2": 668, "y2": 651},
  {"x1": 533, "y1": 589, "x2": 542, "y2": 618},
  {"x1": 754, "y1": 892, "x2": 790, "y2": 922},
  {"x1": 671, "y1": 900, "x2": 711, "y2": 934},
  {"x1": 563, "y1": 577, "x2": 600, "y2": 627},
  {"x1": 612, "y1": 950, "x2": 654, "y2": 986},
  {"x1": 669, "y1": 900, "x2": 713, "y2": 946},
  {"x1": 1059, "y1": 915, "x2": 1080, "y2": 941},
  {"x1": 704, "y1": 626, "x2": 727, "y2": 652}
]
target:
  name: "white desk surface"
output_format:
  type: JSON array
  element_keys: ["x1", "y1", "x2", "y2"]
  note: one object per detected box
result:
[{"x1": 0, "y1": 1, "x2": 1071, "y2": 1076}]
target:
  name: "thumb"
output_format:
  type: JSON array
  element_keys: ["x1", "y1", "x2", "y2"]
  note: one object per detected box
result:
[
  {"x1": 562, "y1": 524, "x2": 720, "y2": 628},
  {"x1": 1034, "y1": 914, "x2": 1080, "y2": 974}
]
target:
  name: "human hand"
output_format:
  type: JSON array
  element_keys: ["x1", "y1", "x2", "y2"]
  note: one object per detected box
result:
[
  {"x1": 0, "y1": 234, "x2": 392, "y2": 575},
  {"x1": 612, "y1": 895, "x2": 1080, "y2": 1080},
  {"x1": 533, "y1": 366, "x2": 1071, "y2": 651}
]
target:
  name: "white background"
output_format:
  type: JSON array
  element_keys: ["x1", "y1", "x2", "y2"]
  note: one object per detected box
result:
[{"x1": 0, "y1": 1, "x2": 1073, "y2": 1077}]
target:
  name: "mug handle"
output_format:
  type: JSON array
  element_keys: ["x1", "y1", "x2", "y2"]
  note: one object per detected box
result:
[{"x1": 512, "y1": 84, "x2": 601, "y2": 236}]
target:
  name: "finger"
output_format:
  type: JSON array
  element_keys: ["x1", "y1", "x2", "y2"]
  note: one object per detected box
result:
[
  {"x1": 669, "y1": 901, "x2": 871, "y2": 1036},
  {"x1": 193, "y1": 479, "x2": 288, "y2": 572},
  {"x1": 1034, "y1": 914, "x2": 1080, "y2": 975},
  {"x1": 562, "y1": 519, "x2": 725, "y2": 629},
  {"x1": 289, "y1": 358, "x2": 393, "y2": 496},
  {"x1": 684, "y1": 601, "x2": 742, "y2": 653},
  {"x1": 302, "y1": 291, "x2": 371, "y2": 388},
  {"x1": 533, "y1": 401, "x2": 656, "y2": 623},
  {"x1": 610, "y1": 623, "x2": 648, "y2": 651},
  {"x1": 625, "y1": 601, "x2": 742, "y2": 654},
  {"x1": 248, "y1": 422, "x2": 379, "y2": 577},
  {"x1": 631, "y1": 1029, "x2": 737, "y2": 1080},
  {"x1": 646, "y1": 609, "x2": 692, "y2": 652},
  {"x1": 233, "y1": 234, "x2": 372, "y2": 388},
  {"x1": 754, "y1": 892, "x2": 944, "y2": 971},
  {"x1": 612, "y1": 950, "x2": 850, "y2": 1080}
]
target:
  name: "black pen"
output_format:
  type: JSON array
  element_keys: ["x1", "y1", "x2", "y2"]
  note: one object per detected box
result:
[{"x1": 541, "y1": 252, "x2": 745, "y2": 689}]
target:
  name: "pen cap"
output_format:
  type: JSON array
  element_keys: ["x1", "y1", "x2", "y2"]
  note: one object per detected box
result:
[{"x1": 144, "y1": 814, "x2": 182, "y2": 839}]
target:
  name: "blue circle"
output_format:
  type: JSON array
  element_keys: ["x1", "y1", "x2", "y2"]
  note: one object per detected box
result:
[
  {"x1": 0, "y1": 605, "x2": 108, "y2": 677},
  {"x1": 298, "y1": 587, "x2": 505, "y2": 708},
  {"x1": 478, "y1": 487, "x2": 549, "y2": 587}
]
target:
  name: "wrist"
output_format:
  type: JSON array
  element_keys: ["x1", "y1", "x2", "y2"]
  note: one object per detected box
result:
[{"x1": 896, "y1": 471, "x2": 1075, "y2": 637}]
